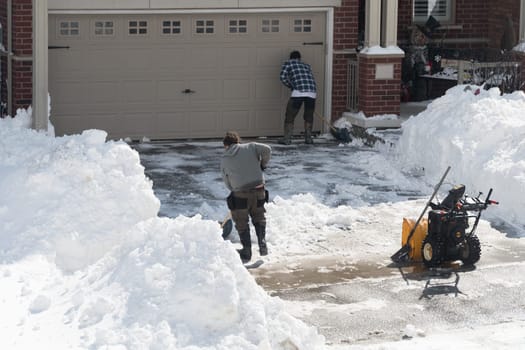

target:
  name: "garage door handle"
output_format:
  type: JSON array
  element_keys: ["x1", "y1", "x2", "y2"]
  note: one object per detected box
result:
[
  {"x1": 182, "y1": 89, "x2": 196, "y2": 94},
  {"x1": 303, "y1": 42, "x2": 323, "y2": 45},
  {"x1": 49, "y1": 45, "x2": 70, "y2": 50}
]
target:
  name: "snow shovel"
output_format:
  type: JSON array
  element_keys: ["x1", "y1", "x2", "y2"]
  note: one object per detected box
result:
[
  {"x1": 220, "y1": 212, "x2": 233, "y2": 239},
  {"x1": 314, "y1": 112, "x2": 352, "y2": 143},
  {"x1": 390, "y1": 166, "x2": 451, "y2": 263}
]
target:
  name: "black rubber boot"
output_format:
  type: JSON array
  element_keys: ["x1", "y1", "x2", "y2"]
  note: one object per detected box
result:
[
  {"x1": 278, "y1": 123, "x2": 294, "y2": 145},
  {"x1": 304, "y1": 122, "x2": 314, "y2": 144},
  {"x1": 237, "y1": 230, "x2": 252, "y2": 262},
  {"x1": 255, "y1": 224, "x2": 268, "y2": 256}
]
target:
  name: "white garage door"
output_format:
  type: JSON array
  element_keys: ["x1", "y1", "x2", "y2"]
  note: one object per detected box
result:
[{"x1": 49, "y1": 12, "x2": 326, "y2": 140}]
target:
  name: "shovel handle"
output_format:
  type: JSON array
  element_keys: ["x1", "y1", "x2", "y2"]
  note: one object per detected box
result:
[
  {"x1": 314, "y1": 111, "x2": 338, "y2": 132},
  {"x1": 406, "y1": 166, "x2": 451, "y2": 243}
]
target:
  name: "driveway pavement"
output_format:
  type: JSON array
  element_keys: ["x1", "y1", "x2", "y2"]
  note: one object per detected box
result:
[
  {"x1": 133, "y1": 134, "x2": 525, "y2": 347},
  {"x1": 133, "y1": 131, "x2": 421, "y2": 219}
]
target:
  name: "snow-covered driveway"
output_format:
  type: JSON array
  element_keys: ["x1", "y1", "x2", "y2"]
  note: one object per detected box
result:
[{"x1": 135, "y1": 130, "x2": 525, "y2": 348}]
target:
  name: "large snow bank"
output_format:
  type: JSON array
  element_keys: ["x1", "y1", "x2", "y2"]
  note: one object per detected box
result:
[
  {"x1": 397, "y1": 85, "x2": 525, "y2": 230},
  {"x1": 0, "y1": 110, "x2": 324, "y2": 349}
]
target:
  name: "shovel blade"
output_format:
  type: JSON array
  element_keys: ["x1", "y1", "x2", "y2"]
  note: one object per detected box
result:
[
  {"x1": 221, "y1": 218, "x2": 233, "y2": 239},
  {"x1": 330, "y1": 127, "x2": 351, "y2": 143},
  {"x1": 390, "y1": 244, "x2": 411, "y2": 263},
  {"x1": 338, "y1": 127, "x2": 352, "y2": 143}
]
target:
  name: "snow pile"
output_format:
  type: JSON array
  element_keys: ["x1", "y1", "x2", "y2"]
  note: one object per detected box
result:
[
  {"x1": 397, "y1": 85, "x2": 525, "y2": 230},
  {"x1": 0, "y1": 111, "x2": 324, "y2": 349}
]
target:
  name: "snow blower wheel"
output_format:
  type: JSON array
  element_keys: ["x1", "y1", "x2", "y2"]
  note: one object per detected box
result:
[
  {"x1": 459, "y1": 235, "x2": 481, "y2": 266},
  {"x1": 421, "y1": 237, "x2": 444, "y2": 267}
]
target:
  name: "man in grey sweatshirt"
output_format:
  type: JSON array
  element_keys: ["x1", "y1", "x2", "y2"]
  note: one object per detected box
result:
[{"x1": 221, "y1": 131, "x2": 271, "y2": 262}]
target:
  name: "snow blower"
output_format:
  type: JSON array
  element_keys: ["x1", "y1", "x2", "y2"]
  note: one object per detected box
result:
[
  {"x1": 391, "y1": 166, "x2": 499, "y2": 267},
  {"x1": 391, "y1": 166, "x2": 450, "y2": 263}
]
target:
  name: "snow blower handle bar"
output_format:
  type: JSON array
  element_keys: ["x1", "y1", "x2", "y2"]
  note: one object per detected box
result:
[
  {"x1": 484, "y1": 188, "x2": 499, "y2": 206},
  {"x1": 461, "y1": 188, "x2": 498, "y2": 211}
]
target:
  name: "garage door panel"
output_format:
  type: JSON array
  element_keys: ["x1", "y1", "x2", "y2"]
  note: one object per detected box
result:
[
  {"x1": 223, "y1": 79, "x2": 251, "y2": 100},
  {"x1": 123, "y1": 49, "x2": 155, "y2": 70},
  {"x1": 53, "y1": 114, "x2": 119, "y2": 136},
  {"x1": 189, "y1": 80, "x2": 220, "y2": 103},
  {"x1": 256, "y1": 47, "x2": 284, "y2": 68},
  {"x1": 154, "y1": 49, "x2": 187, "y2": 70},
  {"x1": 54, "y1": 81, "x2": 120, "y2": 104},
  {"x1": 189, "y1": 111, "x2": 218, "y2": 134},
  {"x1": 157, "y1": 111, "x2": 188, "y2": 136},
  {"x1": 49, "y1": 51, "x2": 86, "y2": 74},
  {"x1": 157, "y1": 80, "x2": 187, "y2": 102},
  {"x1": 117, "y1": 112, "x2": 156, "y2": 137},
  {"x1": 223, "y1": 48, "x2": 252, "y2": 68},
  {"x1": 122, "y1": 80, "x2": 155, "y2": 103},
  {"x1": 189, "y1": 48, "x2": 220, "y2": 69},
  {"x1": 86, "y1": 50, "x2": 126, "y2": 72},
  {"x1": 222, "y1": 110, "x2": 251, "y2": 132},
  {"x1": 255, "y1": 110, "x2": 283, "y2": 132},
  {"x1": 50, "y1": 81, "x2": 87, "y2": 104},
  {"x1": 255, "y1": 79, "x2": 282, "y2": 100}
]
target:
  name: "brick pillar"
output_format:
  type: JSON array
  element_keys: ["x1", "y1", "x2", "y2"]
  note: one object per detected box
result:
[
  {"x1": 0, "y1": 1, "x2": 7, "y2": 114},
  {"x1": 331, "y1": 0, "x2": 359, "y2": 121},
  {"x1": 358, "y1": 53, "x2": 403, "y2": 116},
  {"x1": 12, "y1": 0, "x2": 33, "y2": 112}
]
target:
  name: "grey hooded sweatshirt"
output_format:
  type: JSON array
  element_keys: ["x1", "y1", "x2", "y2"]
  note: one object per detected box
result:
[{"x1": 221, "y1": 142, "x2": 271, "y2": 192}]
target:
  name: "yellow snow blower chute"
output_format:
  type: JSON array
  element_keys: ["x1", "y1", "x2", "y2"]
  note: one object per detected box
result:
[
  {"x1": 391, "y1": 166, "x2": 450, "y2": 263},
  {"x1": 400, "y1": 218, "x2": 428, "y2": 261}
]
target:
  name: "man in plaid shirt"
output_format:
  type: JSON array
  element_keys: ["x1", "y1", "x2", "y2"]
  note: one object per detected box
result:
[{"x1": 278, "y1": 50, "x2": 317, "y2": 145}]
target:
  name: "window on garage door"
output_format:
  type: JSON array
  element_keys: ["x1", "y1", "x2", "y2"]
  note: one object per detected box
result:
[
  {"x1": 128, "y1": 20, "x2": 148, "y2": 35},
  {"x1": 93, "y1": 20, "x2": 115, "y2": 37},
  {"x1": 261, "y1": 19, "x2": 280, "y2": 33},
  {"x1": 58, "y1": 20, "x2": 80, "y2": 37},
  {"x1": 161, "y1": 20, "x2": 182, "y2": 35},
  {"x1": 227, "y1": 19, "x2": 248, "y2": 34},
  {"x1": 292, "y1": 18, "x2": 313, "y2": 33},
  {"x1": 194, "y1": 19, "x2": 215, "y2": 34}
]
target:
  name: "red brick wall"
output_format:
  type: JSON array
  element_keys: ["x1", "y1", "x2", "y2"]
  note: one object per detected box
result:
[
  {"x1": 0, "y1": 0, "x2": 7, "y2": 114},
  {"x1": 11, "y1": 0, "x2": 32, "y2": 112},
  {"x1": 398, "y1": 0, "x2": 520, "y2": 50},
  {"x1": 398, "y1": 0, "x2": 414, "y2": 45},
  {"x1": 487, "y1": 0, "x2": 520, "y2": 49},
  {"x1": 358, "y1": 55, "x2": 402, "y2": 116},
  {"x1": 331, "y1": 0, "x2": 359, "y2": 121}
]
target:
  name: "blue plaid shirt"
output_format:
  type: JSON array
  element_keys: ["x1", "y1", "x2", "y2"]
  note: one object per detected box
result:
[{"x1": 279, "y1": 59, "x2": 317, "y2": 94}]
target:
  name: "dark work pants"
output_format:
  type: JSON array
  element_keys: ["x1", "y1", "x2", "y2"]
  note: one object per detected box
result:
[
  {"x1": 284, "y1": 97, "x2": 316, "y2": 124},
  {"x1": 230, "y1": 188, "x2": 266, "y2": 234}
]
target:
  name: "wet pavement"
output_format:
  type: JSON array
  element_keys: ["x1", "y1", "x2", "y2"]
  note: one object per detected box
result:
[{"x1": 132, "y1": 131, "x2": 424, "y2": 221}]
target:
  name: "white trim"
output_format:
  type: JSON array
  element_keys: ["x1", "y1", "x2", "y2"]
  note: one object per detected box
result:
[
  {"x1": 324, "y1": 7, "x2": 334, "y2": 128},
  {"x1": 49, "y1": 7, "x2": 334, "y2": 15},
  {"x1": 521, "y1": 0, "x2": 525, "y2": 41},
  {"x1": 382, "y1": 0, "x2": 398, "y2": 47},
  {"x1": 365, "y1": 0, "x2": 381, "y2": 47},
  {"x1": 33, "y1": 0, "x2": 49, "y2": 131}
]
